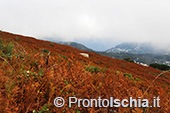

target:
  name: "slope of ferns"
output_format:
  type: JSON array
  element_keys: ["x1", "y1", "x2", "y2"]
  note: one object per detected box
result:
[{"x1": 0, "y1": 31, "x2": 170, "y2": 112}]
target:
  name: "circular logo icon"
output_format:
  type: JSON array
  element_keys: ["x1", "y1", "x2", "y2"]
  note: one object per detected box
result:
[{"x1": 54, "y1": 97, "x2": 65, "y2": 107}]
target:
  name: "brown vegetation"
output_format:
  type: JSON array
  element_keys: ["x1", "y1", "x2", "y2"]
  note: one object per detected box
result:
[{"x1": 0, "y1": 31, "x2": 169, "y2": 113}]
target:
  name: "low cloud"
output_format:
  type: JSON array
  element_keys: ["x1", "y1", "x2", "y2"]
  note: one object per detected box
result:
[{"x1": 0, "y1": 0, "x2": 170, "y2": 50}]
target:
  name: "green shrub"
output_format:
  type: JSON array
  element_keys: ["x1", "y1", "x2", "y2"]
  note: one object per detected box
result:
[
  {"x1": 50, "y1": 43, "x2": 54, "y2": 47},
  {"x1": 124, "y1": 73, "x2": 133, "y2": 79},
  {"x1": 122, "y1": 64, "x2": 125, "y2": 66},
  {"x1": 5, "y1": 81, "x2": 16, "y2": 94},
  {"x1": 134, "y1": 77, "x2": 141, "y2": 81},
  {"x1": 150, "y1": 63, "x2": 170, "y2": 71},
  {"x1": 123, "y1": 57, "x2": 134, "y2": 63},
  {"x1": 38, "y1": 69, "x2": 44, "y2": 77},
  {"x1": 124, "y1": 73, "x2": 141, "y2": 81},
  {"x1": 41, "y1": 49, "x2": 49, "y2": 53},
  {"x1": 0, "y1": 39, "x2": 13, "y2": 56},
  {"x1": 16, "y1": 36, "x2": 19, "y2": 41},
  {"x1": 5, "y1": 42, "x2": 13, "y2": 55},
  {"x1": 57, "y1": 54, "x2": 67, "y2": 60},
  {"x1": 85, "y1": 66, "x2": 105, "y2": 74},
  {"x1": 33, "y1": 104, "x2": 51, "y2": 113}
]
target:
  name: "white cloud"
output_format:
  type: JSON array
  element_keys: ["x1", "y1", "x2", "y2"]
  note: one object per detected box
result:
[{"x1": 0, "y1": 0, "x2": 170, "y2": 50}]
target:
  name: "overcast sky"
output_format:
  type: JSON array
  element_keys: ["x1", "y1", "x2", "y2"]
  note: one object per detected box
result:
[{"x1": 0, "y1": 0, "x2": 170, "y2": 50}]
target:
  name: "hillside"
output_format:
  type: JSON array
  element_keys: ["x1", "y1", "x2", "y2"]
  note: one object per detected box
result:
[
  {"x1": 0, "y1": 31, "x2": 170, "y2": 113},
  {"x1": 106, "y1": 42, "x2": 170, "y2": 54},
  {"x1": 56, "y1": 41, "x2": 94, "y2": 52},
  {"x1": 97, "y1": 52, "x2": 170, "y2": 65}
]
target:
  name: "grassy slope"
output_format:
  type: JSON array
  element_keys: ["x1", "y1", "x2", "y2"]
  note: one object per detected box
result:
[{"x1": 0, "y1": 31, "x2": 170, "y2": 113}]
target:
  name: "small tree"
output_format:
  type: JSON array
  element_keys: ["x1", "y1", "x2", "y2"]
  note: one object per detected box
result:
[{"x1": 123, "y1": 57, "x2": 134, "y2": 63}]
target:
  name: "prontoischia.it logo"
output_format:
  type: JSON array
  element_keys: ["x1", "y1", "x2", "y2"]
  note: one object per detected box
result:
[{"x1": 54, "y1": 97, "x2": 160, "y2": 108}]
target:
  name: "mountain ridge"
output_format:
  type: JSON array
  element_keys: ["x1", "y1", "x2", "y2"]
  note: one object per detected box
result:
[
  {"x1": 106, "y1": 42, "x2": 170, "y2": 54},
  {"x1": 56, "y1": 41, "x2": 94, "y2": 52}
]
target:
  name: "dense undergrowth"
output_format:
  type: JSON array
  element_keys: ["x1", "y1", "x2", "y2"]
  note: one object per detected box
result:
[{"x1": 0, "y1": 31, "x2": 170, "y2": 113}]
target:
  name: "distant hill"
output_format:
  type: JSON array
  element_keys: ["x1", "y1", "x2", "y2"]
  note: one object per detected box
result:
[
  {"x1": 52, "y1": 41, "x2": 170, "y2": 65},
  {"x1": 56, "y1": 41, "x2": 94, "y2": 52},
  {"x1": 56, "y1": 41, "x2": 170, "y2": 65},
  {"x1": 106, "y1": 42, "x2": 169, "y2": 54},
  {"x1": 96, "y1": 52, "x2": 170, "y2": 65}
]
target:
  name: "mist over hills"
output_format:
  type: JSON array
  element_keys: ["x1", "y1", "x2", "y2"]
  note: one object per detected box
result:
[
  {"x1": 52, "y1": 40, "x2": 170, "y2": 55},
  {"x1": 50, "y1": 40, "x2": 170, "y2": 65},
  {"x1": 106, "y1": 42, "x2": 170, "y2": 54}
]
